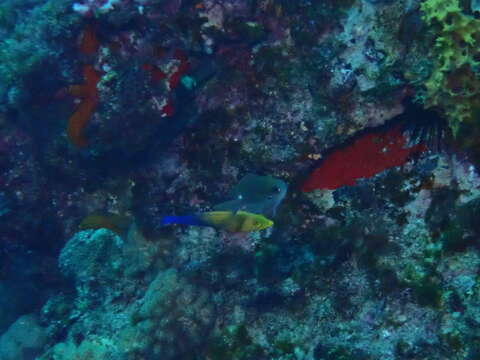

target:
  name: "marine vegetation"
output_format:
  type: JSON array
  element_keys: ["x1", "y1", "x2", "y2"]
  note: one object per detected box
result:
[
  {"x1": 66, "y1": 64, "x2": 101, "y2": 147},
  {"x1": 419, "y1": 0, "x2": 480, "y2": 136},
  {"x1": 59, "y1": 24, "x2": 192, "y2": 150}
]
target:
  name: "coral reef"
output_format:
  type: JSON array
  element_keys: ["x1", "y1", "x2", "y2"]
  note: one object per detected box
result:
[
  {"x1": 0, "y1": 0, "x2": 78, "y2": 110},
  {"x1": 0, "y1": 314, "x2": 47, "y2": 360},
  {"x1": 38, "y1": 227, "x2": 216, "y2": 360},
  {"x1": 1, "y1": 0, "x2": 480, "y2": 359},
  {"x1": 419, "y1": 0, "x2": 480, "y2": 136}
]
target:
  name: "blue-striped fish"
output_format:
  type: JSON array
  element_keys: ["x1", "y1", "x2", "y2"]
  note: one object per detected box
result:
[{"x1": 161, "y1": 211, "x2": 273, "y2": 232}]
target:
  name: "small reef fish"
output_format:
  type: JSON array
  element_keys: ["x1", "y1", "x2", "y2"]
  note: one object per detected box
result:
[
  {"x1": 161, "y1": 211, "x2": 273, "y2": 232},
  {"x1": 78, "y1": 213, "x2": 132, "y2": 236},
  {"x1": 214, "y1": 174, "x2": 287, "y2": 217}
]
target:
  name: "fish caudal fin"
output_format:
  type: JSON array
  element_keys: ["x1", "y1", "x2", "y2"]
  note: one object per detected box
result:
[{"x1": 161, "y1": 216, "x2": 181, "y2": 225}]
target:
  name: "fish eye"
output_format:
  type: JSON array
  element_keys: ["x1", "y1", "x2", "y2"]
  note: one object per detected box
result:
[{"x1": 273, "y1": 186, "x2": 281, "y2": 193}]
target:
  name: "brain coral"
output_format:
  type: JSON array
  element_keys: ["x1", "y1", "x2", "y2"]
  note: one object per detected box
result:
[{"x1": 420, "y1": 0, "x2": 480, "y2": 136}]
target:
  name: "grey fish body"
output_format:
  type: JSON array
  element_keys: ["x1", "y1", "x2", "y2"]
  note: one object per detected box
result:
[{"x1": 214, "y1": 174, "x2": 287, "y2": 217}]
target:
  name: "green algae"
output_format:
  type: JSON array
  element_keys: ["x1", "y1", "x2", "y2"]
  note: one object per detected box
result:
[
  {"x1": 315, "y1": 345, "x2": 369, "y2": 360},
  {"x1": 457, "y1": 197, "x2": 480, "y2": 235},
  {"x1": 0, "y1": 0, "x2": 78, "y2": 92},
  {"x1": 254, "y1": 242, "x2": 282, "y2": 284},
  {"x1": 273, "y1": 339, "x2": 295, "y2": 355},
  {"x1": 0, "y1": 5, "x2": 16, "y2": 30},
  {"x1": 426, "y1": 190, "x2": 480, "y2": 253},
  {"x1": 418, "y1": 0, "x2": 480, "y2": 136},
  {"x1": 440, "y1": 223, "x2": 468, "y2": 252},
  {"x1": 253, "y1": 45, "x2": 294, "y2": 87},
  {"x1": 226, "y1": 19, "x2": 266, "y2": 44},
  {"x1": 205, "y1": 325, "x2": 266, "y2": 360},
  {"x1": 403, "y1": 265, "x2": 443, "y2": 308}
]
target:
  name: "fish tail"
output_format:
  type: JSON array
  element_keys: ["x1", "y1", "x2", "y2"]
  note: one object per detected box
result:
[
  {"x1": 160, "y1": 216, "x2": 180, "y2": 225},
  {"x1": 160, "y1": 215, "x2": 206, "y2": 226}
]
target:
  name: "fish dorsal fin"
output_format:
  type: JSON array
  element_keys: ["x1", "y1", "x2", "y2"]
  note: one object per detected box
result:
[{"x1": 228, "y1": 174, "x2": 257, "y2": 198}]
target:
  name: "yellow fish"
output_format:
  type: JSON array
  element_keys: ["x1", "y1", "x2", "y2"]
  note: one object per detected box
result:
[
  {"x1": 78, "y1": 213, "x2": 132, "y2": 236},
  {"x1": 161, "y1": 211, "x2": 273, "y2": 232}
]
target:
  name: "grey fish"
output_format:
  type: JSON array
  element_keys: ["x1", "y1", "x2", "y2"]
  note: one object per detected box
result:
[{"x1": 214, "y1": 174, "x2": 287, "y2": 218}]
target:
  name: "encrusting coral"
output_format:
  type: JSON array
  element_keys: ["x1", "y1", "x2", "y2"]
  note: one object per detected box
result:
[{"x1": 419, "y1": 0, "x2": 480, "y2": 136}]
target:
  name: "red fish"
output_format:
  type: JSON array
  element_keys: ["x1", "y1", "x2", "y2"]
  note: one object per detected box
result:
[{"x1": 301, "y1": 126, "x2": 426, "y2": 191}]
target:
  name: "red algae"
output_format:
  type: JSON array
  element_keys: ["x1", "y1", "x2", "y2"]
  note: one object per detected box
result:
[
  {"x1": 142, "y1": 63, "x2": 167, "y2": 83},
  {"x1": 141, "y1": 49, "x2": 190, "y2": 117},
  {"x1": 161, "y1": 98, "x2": 175, "y2": 117},
  {"x1": 168, "y1": 49, "x2": 190, "y2": 89},
  {"x1": 67, "y1": 65, "x2": 101, "y2": 147},
  {"x1": 63, "y1": 25, "x2": 101, "y2": 147},
  {"x1": 142, "y1": 49, "x2": 189, "y2": 89},
  {"x1": 67, "y1": 97, "x2": 97, "y2": 147},
  {"x1": 79, "y1": 25, "x2": 99, "y2": 55},
  {"x1": 301, "y1": 126, "x2": 426, "y2": 192}
]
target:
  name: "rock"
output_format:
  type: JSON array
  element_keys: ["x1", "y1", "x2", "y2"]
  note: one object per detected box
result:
[{"x1": 0, "y1": 314, "x2": 47, "y2": 360}]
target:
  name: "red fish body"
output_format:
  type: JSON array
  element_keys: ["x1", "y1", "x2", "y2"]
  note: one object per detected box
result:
[{"x1": 301, "y1": 126, "x2": 426, "y2": 192}]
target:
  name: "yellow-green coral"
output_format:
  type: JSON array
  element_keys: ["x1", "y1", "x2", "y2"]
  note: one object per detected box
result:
[{"x1": 420, "y1": 0, "x2": 480, "y2": 136}]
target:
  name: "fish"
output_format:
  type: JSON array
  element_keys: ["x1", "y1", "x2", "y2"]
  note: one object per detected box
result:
[
  {"x1": 78, "y1": 213, "x2": 132, "y2": 236},
  {"x1": 214, "y1": 174, "x2": 287, "y2": 217},
  {"x1": 301, "y1": 126, "x2": 426, "y2": 192},
  {"x1": 160, "y1": 211, "x2": 273, "y2": 232}
]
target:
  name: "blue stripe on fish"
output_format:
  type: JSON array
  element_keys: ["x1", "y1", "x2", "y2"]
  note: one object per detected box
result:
[{"x1": 161, "y1": 215, "x2": 206, "y2": 226}]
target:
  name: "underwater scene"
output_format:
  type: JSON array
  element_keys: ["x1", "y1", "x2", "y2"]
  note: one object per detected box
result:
[{"x1": 1, "y1": 0, "x2": 480, "y2": 359}]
